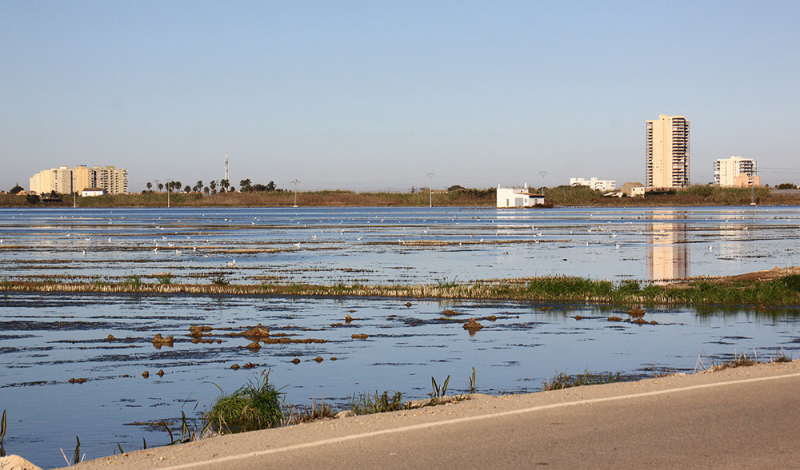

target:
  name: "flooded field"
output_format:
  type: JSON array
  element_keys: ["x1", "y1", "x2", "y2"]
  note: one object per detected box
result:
[{"x1": 2, "y1": 205, "x2": 800, "y2": 468}]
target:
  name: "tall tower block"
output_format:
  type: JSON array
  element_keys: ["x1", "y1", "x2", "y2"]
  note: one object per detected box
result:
[{"x1": 646, "y1": 115, "x2": 690, "y2": 189}]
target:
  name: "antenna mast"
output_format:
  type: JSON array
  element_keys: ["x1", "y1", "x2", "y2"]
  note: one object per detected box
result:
[{"x1": 224, "y1": 155, "x2": 229, "y2": 182}]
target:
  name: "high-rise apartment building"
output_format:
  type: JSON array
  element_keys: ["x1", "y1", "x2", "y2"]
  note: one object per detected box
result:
[
  {"x1": 72, "y1": 165, "x2": 97, "y2": 193},
  {"x1": 93, "y1": 166, "x2": 128, "y2": 194},
  {"x1": 646, "y1": 114, "x2": 690, "y2": 189},
  {"x1": 30, "y1": 166, "x2": 73, "y2": 195},
  {"x1": 714, "y1": 156, "x2": 759, "y2": 188},
  {"x1": 29, "y1": 165, "x2": 128, "y2": 195}
]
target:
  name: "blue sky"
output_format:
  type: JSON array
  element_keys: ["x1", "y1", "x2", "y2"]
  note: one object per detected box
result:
[{"x1": 2, "y1": 1, "x2": 799, "y2": 192}]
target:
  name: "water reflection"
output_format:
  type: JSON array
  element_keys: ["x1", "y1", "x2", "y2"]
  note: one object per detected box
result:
[{"x1": 647, "y1": 211, "x2": 690, "y2": 281}]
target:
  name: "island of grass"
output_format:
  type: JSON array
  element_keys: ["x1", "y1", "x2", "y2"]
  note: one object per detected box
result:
[{"x1": 3, "y1": 267, "x2": 800, "y2": 307}]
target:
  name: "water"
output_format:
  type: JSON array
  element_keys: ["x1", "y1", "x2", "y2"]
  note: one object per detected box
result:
[{"x1": 2, "y1": 205, "x2": 800, "y2": 468}]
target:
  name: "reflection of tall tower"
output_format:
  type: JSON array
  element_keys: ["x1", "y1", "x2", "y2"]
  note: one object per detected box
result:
[
  {"x1": 647, "y1": 212, "x2": 690, "y2": 281},
  {"x1": 224, "y1": 155, "x2": 229, "y2": 182}
]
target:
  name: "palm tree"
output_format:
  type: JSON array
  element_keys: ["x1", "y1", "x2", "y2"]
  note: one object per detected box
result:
[
  {"x1": 209, "y1": 180, "x2": 217, "y2": 194},
  {"x1": 157, "y1": 183, "x2": 164, "y2": 192},
  {"x1": 146, "y1": 182, "x2": 152, "y2": 192}
]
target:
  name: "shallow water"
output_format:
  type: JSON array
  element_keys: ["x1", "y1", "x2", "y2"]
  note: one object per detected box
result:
[
  {"x1": 2, "y1": 206, "x2": 800, "y2": 284},
  {"x1": 2, "y1": 206, "x2": 800, "y2": 468}
]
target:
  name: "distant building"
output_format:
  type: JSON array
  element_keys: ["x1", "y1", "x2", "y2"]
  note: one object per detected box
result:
[
  {"x1": 496, "y1": 184, "x2": 544, "y2": 208},
  {"x1": 714, "y1": 156, "x2": 760, "y2": 188},
  {"x1": 29, "y1": 165, "x2": 128, "y2": 195},
  {"x1": 646, "y1": 114, "x2": 690, "y2": 189},
  {"x1": 570, "y1": 177, "x2": 616, "y2": 191},
  {"x1": 30, "y1": 166, "x2": 73, "y2": 195},
  {"x1": 81, "y1": 187, "x2": 107, "y2": 197},
  {"x1": 620, "y1": 182, "x2": 645, "y2": 197}
]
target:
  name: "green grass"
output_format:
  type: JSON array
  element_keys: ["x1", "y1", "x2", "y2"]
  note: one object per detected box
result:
[
  {"x1": 209, "y1": 275, "x2": 229, "y2": 286},
  {"x1": 207, "y1": 370, "x2": 284, "y2": 433},
  {"x1": 125, "y1": 275, "x2": 143, "y2": 290},
  {"x1": 541, "y1": 370, "x2": 622, "y2": 391},
  {"x1": 157, "y1": 273, "x2": 174, "y2": 285},
  {"x1": 349, "y1": 390, "x2": 405, "y2": 415}
]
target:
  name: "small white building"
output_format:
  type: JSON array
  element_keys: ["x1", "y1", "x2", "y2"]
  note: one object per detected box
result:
[
  {"x1": 570, "y1": 177, "x2": 616, "y2": 191},
  {"x1": 81, "y1": 187, "x2": 107, "y2": 197},
  {"x1": 496, "y1": 184, "x2": 545, "y2": 208}
]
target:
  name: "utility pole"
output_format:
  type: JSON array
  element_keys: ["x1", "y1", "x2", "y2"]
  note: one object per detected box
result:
[
  {"x1": 291, "y1": 179, "x2": 300, "y2": 207},
  {"x1": 166, "y1": 179, "x2": 172, "y2": 208},
  {"x1": 539, "y1": 171, "x2": 548, "y2": 194},
  {"x1": 427, "y1": 173, "x2": 435, "y2": 207},
  {"x1": 224, "y1": 155, "x2": 229, "y2": 182}
]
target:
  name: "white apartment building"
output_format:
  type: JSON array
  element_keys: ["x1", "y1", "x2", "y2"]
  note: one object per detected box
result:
[
  {"x1": 714, "y1": 156, "x2": 760, "y2": 188},
  {"x1": 570, "y1": 177, "x2": 616, "y2": 191},
  {"x1": 30, "y1": 166, "x2": 73, "y2": 195},
  {"x1": 29, "y1": 165, "x2": 128, "y2": 195},
  {"x1": 646, "y1": 114, "x2": 690, "y2": 188}
]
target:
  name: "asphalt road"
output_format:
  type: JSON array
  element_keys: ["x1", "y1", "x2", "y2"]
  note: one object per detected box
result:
[{"x1": 60, "y1": 360, "x2": 800, "y2": 470}]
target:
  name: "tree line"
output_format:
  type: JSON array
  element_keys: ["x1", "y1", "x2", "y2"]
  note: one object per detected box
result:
[{"x1": 143, "y1": 179, "x2": 280, "y2": 195}]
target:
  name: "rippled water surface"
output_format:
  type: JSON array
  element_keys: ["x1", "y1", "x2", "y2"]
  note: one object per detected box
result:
[{"x1": 2, "y1": 206, "x2": 800, "y2": 468}]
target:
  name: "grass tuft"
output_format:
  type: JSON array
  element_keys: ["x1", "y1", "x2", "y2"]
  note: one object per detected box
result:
[
  {"x1": 349, "y1": 390, "x2": 404, "y2": 415},
  {"x1": 207, "y1": 370, "x2": 284, "y2": 433},
  {"x1": 541, "y1": 370, "x2": 622, "y2": 391}
]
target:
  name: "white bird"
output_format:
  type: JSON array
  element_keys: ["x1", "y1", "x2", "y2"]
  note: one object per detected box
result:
[
  {"x1": 81, "y1": 250, "x2": 86, "y2": 255},
  {"x1": 227, "y1": 260, "x2": 236, "y2": 267},
  {"x1": 534, "y1": 239, "x2": 540, "y2": 244},
  {"x1": 311, "y1": 235, "x2": 317, "y2": 240},
  {"x1": 153, "y1": 248, "x2": 158, "y2": 253},
  {"x1": 175, "y1": 250, "x2": 182, "y2": 255},
  {"x1": 85, "y1": 238, "x2": 91, "y2": 242},
  {"x1": 294, "y1": 242, "x2": 301, "y2": 247},
  {"x1": 356, "y1": 237, "x2": 362, "y2": 241},
  {"x1": 615, "y1": 243, "x2": 621, "y2": 249},
  {"x1": 193, "y1": 246, "x2": 197, "y2": 252},
  {"x1": 708, "y1": 245, "x2": 713, "y2": 252}
]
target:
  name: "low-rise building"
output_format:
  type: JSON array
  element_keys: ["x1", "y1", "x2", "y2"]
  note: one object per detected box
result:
[
  {"x1": 570, "y1": 177, "x2": 617, "y2": 191},
  {"x1": 621, "y1": 182, "x2": 645, "y2": 197},
  {"x1": 81, "y1": 187, "x2": 107, "y2": 197},
  {"x1": 496, "y1": 184, "x2": 545, "y2": 208}
]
